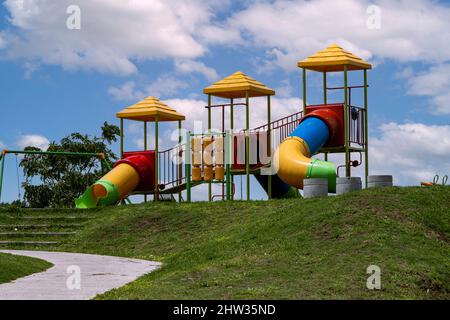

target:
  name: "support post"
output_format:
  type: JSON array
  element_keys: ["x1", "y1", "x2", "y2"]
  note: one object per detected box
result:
[
  {"x1": 230, "y1": 98, "x2": 234, "y2": 200},
  {"x1": 302, "y1": 68, "x2": 307, "y2": 113},
  {"x1": 154, "y1": 118, "x2": 159, "y2": 201},
  {"x1": 144, "y1": 121, "x2": 148, "y2": 203},
  {"x1": 230, "y1": 98, "x2": 234, "y2": 130},
  {"x1": 178, "y1": 120, "x2": 183, "y2": 202},
  {"x1": 323, "y1": 72, "x2": 328, "y2": 163},
  {"x1": 207, "y1": 94, "x2": 212, "y2": 202},
  {"x1": 344, "y1": 65, "x2": 350, "y2": 177},
  {"x1": 186, "y1": 131, "x2": 192, "y2": 203},
  {"x1": 246, "y1": 91, "x2": 250, "y2": 201},
  {"x1": 120, "y1": 118, "x2": 124, "y2": 159},
  {"x1": 267, "y1": 95, "x2": 272, "y2": 200},
  {"x1": 364, "y1": 69, "x2": 369, "y2": 187},
  {"x1": 0, "y1": 151, "x2": 6, "y2": 202},
  {"x1": 225, "y1": 131, "x2": 232, "y2": 200}
]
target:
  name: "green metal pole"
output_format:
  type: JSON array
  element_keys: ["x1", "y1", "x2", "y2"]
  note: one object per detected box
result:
[
  {"x1": 246, "y1": 91, "x2": 250, "y2": 201},
  {"x1": 0, "y1": 151, "x2": 5, "y2": 202},
  {"x1": 186, "y1": 131, "x2": 192, "y2": 203},
  {"x1": 344, "y1": 65, "x2": 350, "y2": 177},
  {"x1": 178, "y1": 120, "x2": 183, "y2": 202},
  {"x1": 364, "y1": 69, "x2": 369, "y2": 188},
  {"x1": 225, "y1": 131, "x2": 231, "y2": 200},
  {"x1": 323, "y1": 72, "x2": 328, "y2": 162},
  {"x1": 144, "y1": 121, "x2": 148, "y2": 151},
  {"x1": 144, "y1": 121, "x2": 148, "y2": 203},
  {"x1": 267, "y1": 95, "x2": 272, "y2": 200},
  {"x1": 120, "y1": 118, "x2": 124, "y2": 159},
  {"x1": 230, "y1": 98, "x2": 234, "y2": 200},
  {"x1": 230, "y1": 98, "x2": 234, "y2": 130},
  {"x1": 208, "y1": 94, "x2": 212, "y2": 202},
  {"x1": 155, "y1": 118, "x2": 159, "y2": 202},
  {"x1": 302, "y1": 68, "x2": 307, "y2": 113}
]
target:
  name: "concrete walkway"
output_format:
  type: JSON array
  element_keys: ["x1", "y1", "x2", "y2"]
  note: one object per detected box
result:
[{"x1": 0, "y1": 250, "x2": 161, "y2": 300}]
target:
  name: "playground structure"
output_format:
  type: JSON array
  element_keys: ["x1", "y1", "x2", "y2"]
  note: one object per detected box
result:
[
  {"x1": 72, "y1": 44, "x2": 372, "y2": 208},
  {"x1": 0, "y1": 44, "x2": 374, "y2": 207}
]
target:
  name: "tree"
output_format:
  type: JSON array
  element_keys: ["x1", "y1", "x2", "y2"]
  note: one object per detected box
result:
[{"x1": 20, "y1": 122, "x2": 120, "y2": 208}]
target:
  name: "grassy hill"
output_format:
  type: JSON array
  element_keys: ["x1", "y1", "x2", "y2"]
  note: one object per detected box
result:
[
  {"x1": 1, "y1": 186, "x2": 449, "y2": 299},
  {"x1": 0, "y1": 252, "x2": 53, "y2": 284}
]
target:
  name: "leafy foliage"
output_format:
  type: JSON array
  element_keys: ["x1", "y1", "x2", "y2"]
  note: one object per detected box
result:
[{"x1": 19, "y1": 122, "x2": 119, "y2": 208}]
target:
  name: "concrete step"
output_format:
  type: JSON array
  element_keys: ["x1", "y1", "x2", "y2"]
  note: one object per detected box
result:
[
  {"x1": 0, "y1": 224, "x2": 85, "y2": 229},
  {"x1": 0, "y1": 232, "x2": 77, "y2": 237},
  {"x1": 5, "y1": 217, "x2": 94, "y2": 223},
  {"x1": 20, "y1": 216, "x2": 93, "y2": 219},
  {"x1": 0, "y1": 241, "x2": 59, "y2": 245}
]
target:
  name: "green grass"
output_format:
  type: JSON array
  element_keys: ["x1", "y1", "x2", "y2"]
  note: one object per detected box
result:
[
  {"x1": 1, "y1": 186, "x2": 449, "y2": 299},
  {"x1": 0, "y1": 252, "x2": 53, "y2": 284}
]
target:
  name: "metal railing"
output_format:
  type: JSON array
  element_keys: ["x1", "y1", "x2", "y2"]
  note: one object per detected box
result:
[
  {"x1": 248, "y1": 110, "x2": 304, "y2": 151},
  {"x1": 158, "y1": 144, "x2": 185, "y2": 192}
]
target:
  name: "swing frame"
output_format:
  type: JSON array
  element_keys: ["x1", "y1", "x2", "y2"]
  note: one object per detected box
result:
[{"x1": 0, "y1": 149, "x2": 108, "y2": 203}]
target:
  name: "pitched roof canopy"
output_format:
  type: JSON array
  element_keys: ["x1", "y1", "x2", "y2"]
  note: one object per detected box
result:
[
  {"x1": 203, "y1": 71, "x2": 275, "y2": 99},
  {"x1": 298, "y1": 44, "x2": 372, "y2": 72},
  {"x1": 116, "y1": 96, "x2": 185, "y2": 122}
]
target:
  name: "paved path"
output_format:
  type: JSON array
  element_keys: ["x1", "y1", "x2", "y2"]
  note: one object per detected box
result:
[{"x1": 0, "y1": 250, "x2": 161, "y2": 300}]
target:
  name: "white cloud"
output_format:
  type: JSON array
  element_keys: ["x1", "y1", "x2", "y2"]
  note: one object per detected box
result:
[
  {"x1": 227, "y1": 0, "x2": 450, "y2": 71},
  {"x1": 23, "y1": 61, "x2": 40, "y2": 79},
  {"x1": 132, "y1": 134, "x2": 164, "y2": 151},
  {"x1": 147, "y1": 75, "x2": 188, "y2": 98},
  {"x1": 16, "y1": 134, "x2": 50, "y2": 150},
  {"x1": 405, "y1": 64, "x2": 450, "y2": 114},
  {"x1": 275, "y1": 79, "x2": 294, "y2": 98},
  {"x1": 370, "y1": 122, "x2": 450, "y2": 185},
  {"x1": 0, "y1": 0, "x2": 232, "y2": 75},
  {"x1": 175, "y1": 59, "x2": 219, "y2": 81},
  {"x1": 108, "y1": 81, "x2": 145, "y2": 102},
  {"x1": 0, "y1": 32, "x2": 6, "y2": 49},
  {"x1": 197, "y1": 24, "x2": 242, "y2": 45},
  {"x1": 109, "y1": 75, "x2": 188, "y2": 102},
  {"x1": 0, "y1": 140, "x2": 5, "y2": 149},
  {"x1": 2, "y1": 0, "x2": 450, "y2": 77}
]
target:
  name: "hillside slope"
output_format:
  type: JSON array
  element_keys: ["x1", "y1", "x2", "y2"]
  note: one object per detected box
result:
[
  {"x1": 0, "y1": 252, "x2": 53, "y2": 284},
  {"x1": 2, "y1": 187, "x2": 449, "y2": 299}
]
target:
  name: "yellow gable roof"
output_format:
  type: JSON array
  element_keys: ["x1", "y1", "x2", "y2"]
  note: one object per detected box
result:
[
  {"x1": 203, "y1": 71, "x2": 275, "y2": 99},
  {"x1": 116, "y1": 96, "x2": 185, "y2": 122},
  {"x1": 298, "y1": 44, "x2": 372, "y2": 72}
]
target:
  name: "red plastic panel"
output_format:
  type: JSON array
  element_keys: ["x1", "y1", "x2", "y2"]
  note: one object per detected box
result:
[
  {"x1": 117, "y1": 151, "x2": 155, "y2": 191},
  {"x1": 304, "y1": 103, "x2": 345, "y2": 147}
]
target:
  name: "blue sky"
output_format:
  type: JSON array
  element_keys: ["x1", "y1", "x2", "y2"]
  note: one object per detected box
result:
[{"x1": 1, "y1": 0, "x2": 450, "y2": 203}]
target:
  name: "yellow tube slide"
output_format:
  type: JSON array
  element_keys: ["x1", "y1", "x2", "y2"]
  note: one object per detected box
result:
[
  {"x1": 95, "y1": 163, "x2": 140, "y2": 199},
  {"x1": 273, "y1": 136, "x2": 312, "y2": 189}
]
